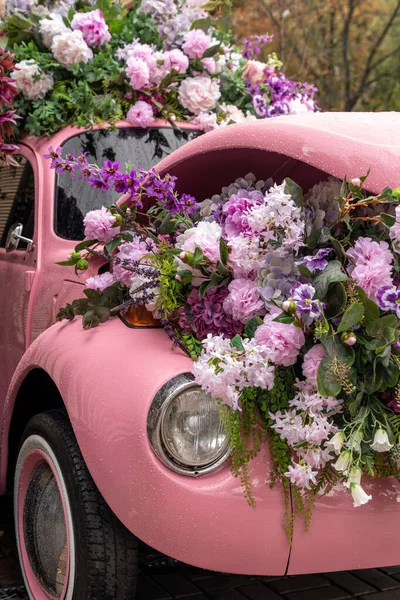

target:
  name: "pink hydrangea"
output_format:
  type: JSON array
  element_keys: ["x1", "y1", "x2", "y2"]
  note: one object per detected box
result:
[
  {"x1": 254, "y1": 308, "x2": 305, "y2": 366},
  {"x1": 126, "y1": 57, "x2": 150, "y2": 90},
  {"x1": 71, "y1": 9, "x2": 111, "y2": 47},
  {"x1": 302, "y1": 344, "x2": 327, "y2": 385},
  {"x1": 178, "y1": 76, "x2": 220, "y2": 115},
  {"x1": 164, "y1": 48, "x2": 189, "y2": 74},
  {"x1": 85, "y1": 272, "x2": 114, "y2": 291},
  {"x1": 182, "y1": 29, "x2": 212, "y2": 59},
  {"x1": 113, "y1": 237, "x2": 155, "y2": 287},
  {"x1": 347, "y1": 237, "x2": 393, "y2": 300},
  {"x1": 223, "y1": 278, "x2": 265, "y2": 323},
  {"x1": 127, "y1": 101, "x2": 154, "y2": 128},
  {"x1": 83, "y1": 206, "x2": 119, "y2": 243}
]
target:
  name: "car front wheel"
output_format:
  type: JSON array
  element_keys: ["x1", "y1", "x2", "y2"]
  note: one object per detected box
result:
[{"x1": 14, "y1": 410, "x2": 138, "y2": 600}]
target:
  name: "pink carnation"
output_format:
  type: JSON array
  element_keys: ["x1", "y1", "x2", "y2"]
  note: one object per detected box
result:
[
  {"x1": 347, "y1": 237, "x2": 393, "y2": 300},
  {"x1": 83, "y1": 206, "x2": 119, "y2": 243},
  {"x1": 85, "y1": 272, "x2": 114, "y2": 291},
  {"x1": 127, "y1": 101, "x2": 154, "y2": 128},
  {"x1": 223, "y1": 278, "x2": 265, "y2": 323},
  {"x1": 302, "y1": 344, "x2": 327, "y2": 385},
  {"x1": 254, "y1": 308, "x2": 305, "y2": 366},
  {"x1": 113, "y1": 237, "x2": 155, "y2": 287},
  {"x1": 182, "y1": 29, "x2": 212, "y2": 59},
  {"x1": 126, "y1": 57, "x2": 150, "y2": 90},
  {"x1": 164, "y1": 49, "x2": 189, "y2": 74},
  {"x1": 71, "y1": 9, "x2": 111, "y2": 47}
]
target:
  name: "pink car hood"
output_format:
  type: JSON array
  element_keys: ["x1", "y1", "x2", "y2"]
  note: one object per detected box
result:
[{"x1": 156, "y1": 112, "x2": 400, "y2": 196}]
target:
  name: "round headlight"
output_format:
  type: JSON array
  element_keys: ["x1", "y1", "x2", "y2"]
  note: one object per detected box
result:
[{"x1": 147, "y1": 374, "x2": 230, "y2": 476}]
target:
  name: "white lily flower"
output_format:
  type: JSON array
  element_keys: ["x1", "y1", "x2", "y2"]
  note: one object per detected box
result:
[
  {"x1": 344, "y1": 466, "x2": 362, "y2": 488},
  {"x1": 325, "y1": 431, "x2": 345, "y2": 455},
  {"x1": 370, "y1": 428, "x2": 393, "y2": 453},
  {"x1": 333, "y1": 450, "x2": 351, "y2": 472},
  {"x1": 350, "y1": 483, "x2": 372, "y2": 507}
]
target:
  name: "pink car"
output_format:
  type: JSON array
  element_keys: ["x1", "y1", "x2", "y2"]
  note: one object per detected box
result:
[{"x1": 1, "y1": 112, "x2": 400, "y2": 600}]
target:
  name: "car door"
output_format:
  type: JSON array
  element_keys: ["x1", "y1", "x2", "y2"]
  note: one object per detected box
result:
[{"x1": 0, "y1": 146, "x2": 37, "y2": 407}]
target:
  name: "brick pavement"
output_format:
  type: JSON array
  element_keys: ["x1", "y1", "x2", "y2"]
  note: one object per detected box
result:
[{"x1": 1, "y1": 508, "x2": 400, "y2": 600}]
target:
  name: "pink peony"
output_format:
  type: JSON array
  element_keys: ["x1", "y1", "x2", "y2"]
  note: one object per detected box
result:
[
  {"x1": 71, "y1": 9, "x2": 111, "y2": 47},
  {"x1": 347, "y1": 237, "x2": 393, "y2": 300},
  {"x1": 85, "y1": 272, "x2": 114, "y2": 291},
  {"x1": 83, "y1": 206, "x2": 119, "y2": 243},
  {"x1": 175, "y1": 221, "x2": 221, "y2": 263},
  {"x1": 127, "y1": 101, "x2": 154, "y2": 128},
  {"x1": 182, "y1": 29, "x2": 212, "y2": 59},
  {"x1": 302, "y1": 344, "x2": 327, "y2": 385},
  {"x1": 126, "y1": 57, "x2": 150, "y2": 90},
  {"x1": 164, "y1": 48, "x2": 189, "y2": 74},
  {"x1": 223, "y1": 278, "x2": 265, "y2": 323},
  {"x1": 178, "y1": 76, "x2": 220, "y2": 115},
  {"x1": 254, "y1": 308, "x2": 305, "y2": 366}
]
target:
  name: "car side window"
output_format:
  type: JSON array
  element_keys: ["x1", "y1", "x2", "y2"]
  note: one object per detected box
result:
[{"x1": 0, "y1": 156, "x2": 35, "y2": 249}]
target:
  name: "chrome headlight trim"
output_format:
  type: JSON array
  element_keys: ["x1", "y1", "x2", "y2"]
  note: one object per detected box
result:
[{"x1": 147, "y1": 373, "x2": 231, "y2": 477}]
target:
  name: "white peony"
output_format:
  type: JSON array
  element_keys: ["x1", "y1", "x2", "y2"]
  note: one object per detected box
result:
[
  {"x1": 11, "y1": 60, "x2": 54, "y2": 101},
  {"x1": 39, "y1": 13, "x2": 69, "y2": 48},
  {"x1": 178, "y1": 76, "x2": 220, "y2": 115},
  {"x1": 51, "y1": 29, "x2": 93, "y2": 68}
]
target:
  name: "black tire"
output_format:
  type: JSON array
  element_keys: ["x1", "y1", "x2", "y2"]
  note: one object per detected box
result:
[{"x1": 14, "y1": 409, "x2": 138, "y2": 600}]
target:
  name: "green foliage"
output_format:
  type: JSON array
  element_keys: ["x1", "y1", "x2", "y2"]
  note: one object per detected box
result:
[{"x1": 153, "y1": 253, "x2": 187, "y2": 317}]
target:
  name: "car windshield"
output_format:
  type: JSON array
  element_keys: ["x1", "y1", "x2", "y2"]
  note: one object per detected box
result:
[{"x1": 55, "y1": 127, "x2": 201, "y2": 240}]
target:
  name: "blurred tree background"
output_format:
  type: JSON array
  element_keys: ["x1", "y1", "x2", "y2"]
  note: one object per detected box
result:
[{"x1": 232, "y1": 0, "x2": 400, "y2": 111}]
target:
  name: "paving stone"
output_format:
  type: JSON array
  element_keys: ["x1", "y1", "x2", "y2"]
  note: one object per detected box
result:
[
  {"x1": 324, "y1": 571, "x2": 376, "y2": 595},
  {"x1": 350, "y1": 570, "x2": 400, "y2": 591},
  {"x1": 359, "y1": 593, "x2": 400, "y2": 600},
  {"x1": 380, "y1": 567, "x2": 400, "y2": 576},
  {"x1": 285, "y1": 586, "x2": 352, "y2": 600},
  {"x1": 136, "y1": 574, "x2": 172, "y2": 600},
  {"x1": 238, "y1": 582, "x2": 284, "y2": 599},
  {"x1": 207, "y1": 589, "x2": 248, "y2": 600},
  {"x1": 150, "y1": 573, "x2": 202, "y2": 597},
  {"x1": 195, "y1": 575, "x2": 256, "y2": 592},
  {"x1": 267, "y1": 574, "x2": 331, "y2": 594}
]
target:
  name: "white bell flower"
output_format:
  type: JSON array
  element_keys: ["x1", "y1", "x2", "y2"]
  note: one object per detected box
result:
[
  {"x1": 325, "y1": 431, "x2": 345, "y2": 455},
  {"x1": 370, "y1": 428, "x2": 393, "y2": 453},
  {"x1": 333, "y1": 450, "x2": 351, "y2": 472},
  {"x1": 350, "y1": 483, "x2": 372, "y2": 507}
]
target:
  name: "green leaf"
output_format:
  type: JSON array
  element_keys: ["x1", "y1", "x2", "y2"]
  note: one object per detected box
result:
[
  {"x1": 337, "y1": 302, "x2": 364, "y2": 333},
  {"x1": 56, "y1": 259, "x2": 76, "y2": 266},
  {"x1": 83, "y1": 288, "x2": 101, "y2": 300},
  {"x1": 191, "y1": 17, "x2": 212, "y2": 32},
  {"x1": 220, "y1": 237, "x2": 229, "y2": 265},
  {"x1": 305, "y1": 229, "x2": 321, "y2": 249},
  {"x1": 317, "y1": 357, "x2": 341, "y2": 397},
  {"x1": 297, "y1": 263, "x2": 313, "y2": 279},
  {"x1": 104, "y1": 237, "x2": 122, "y2": 255},
  {"x1": 313, "y1": 261, "x2": 347, "y2": 300},
  {"x1": 94, "y1": 306, "x2": 111, "y2": 323},
  {"x1": 198, "y1": 281, "x2": 209, "y2": 299},
  {"x1": 74, "y1": 239, "x2": 97, "y2": 252},
  {"x1": 108, "y1": 19, "x2": 124, "y2": 35},
  {"x1": 366, "y1": 314, "x2": 398, "y2": 336},
  {"x1": 272, "y1": 313, "x2": 294, "y2": 324},
  {"x1": 355, "y1": 286, "x2": 379, "y2": 324},
  {"x1": 325, "y1": 282, "x2": 347, "y2": 319},
  {"x1": 320, "y1": 334, "x2": 355, "y2": 366},
  {"x1": 284, "y1": 178, "x2": 303, "y2": 209},
  {"x1": 193, "y1": 245, "x2": 204, "y2": 266},
  {"x1": 230, "y1": 335, "x2": 245, "y2": 352},
  {"x1": 380, "y1": 212, "x2": 396, "y2": 227},
  {"x1": 203, "y1": 44, "x2": 221, "y2": 58},
  {"x1": 244, "y1": 317, "x2": 259, "y2": 340}
]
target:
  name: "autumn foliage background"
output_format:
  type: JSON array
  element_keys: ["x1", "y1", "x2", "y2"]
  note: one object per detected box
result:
[{"x1": 232, "y1": 0, "x2": 400, "y2": 112}]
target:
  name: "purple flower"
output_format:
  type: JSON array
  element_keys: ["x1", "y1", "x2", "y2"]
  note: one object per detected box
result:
[
  {"x1": 88, "y1": 173, "x2": 110, "y2": 191},
  {"x1": 376, "y1": 285, "x2": 400, "y2": 317},
  {"x1": 44, "y1": 145, "x2": 63, "y2": 168},
  {"x1": 297, "y1": 248, "x2": 332, "y2": 273},
  {"x1": 179, "y1": 287, "x2": 243, "y2": 339},
  {"x1": 100, "y1": 160, "x2": 120, "y2": 182},
  {"x1": 243, "y1": 34, "x2": 273, "y2": 60},
  {"x1": 290, "y1": 282, "x2": 322, "y2": 322},
  {"x1": 222, "y1": 189, "x2": 263, "y2": 237},
  {"x1": 252, "y1": 94, "x2": 267, "y2": 117},
  {"x1": 55, "y1": 160, "x2": 79, "y2": 178}
]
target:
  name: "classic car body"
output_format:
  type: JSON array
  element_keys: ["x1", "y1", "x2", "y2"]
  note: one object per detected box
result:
[{"x1": 1, "y1": 113, "x2": 400, "y2": 599}]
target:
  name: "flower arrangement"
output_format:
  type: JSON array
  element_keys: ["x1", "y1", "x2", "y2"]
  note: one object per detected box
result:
[
  {"x1": 0, "y1": 48, "x2": 19, "y2": 163},
  {"x1": 1, "y1": 0, "x2": 317, "y2": 136},
  {"x1": 49, "y1": 146, "x2": 400, "y2": 530}
]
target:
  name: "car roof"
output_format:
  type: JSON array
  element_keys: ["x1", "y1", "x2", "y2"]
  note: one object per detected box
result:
[{"x1": 156, "y1": 112, "x2": 400, "y2": 196}]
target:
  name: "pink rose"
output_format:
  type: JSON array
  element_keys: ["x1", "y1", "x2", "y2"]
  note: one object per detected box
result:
[
  {"x1": 223, "y1": 278, "x2": 265, "y2": 323},
  {"x1": 182, "y1": 29, "x2": 212, "y2": 59},
  {"x1": 302, "y1": 344, "x2": 327, "y2": 385},
  {"x1": 243, "y1": 60, "x2": 266, "y2": 84},
  {"x1": 127, "y1": 101, "x2": 154, "y2": 128},
  {"x1": 178, "y1": 76, "x2": 220, "y2": 115},
  {"x1": 164, "y1": 49, "x2": 189, "y2": 74},
  {"x1": 255, "y1": 308, "x2": 305, "y2": 366},
  {"x1": 126, "y1": 57, "x2": 150, "y2": 90}
]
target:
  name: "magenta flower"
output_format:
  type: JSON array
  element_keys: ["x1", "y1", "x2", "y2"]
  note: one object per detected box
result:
[
  {"x1": 44, "y1": 145, "x2": 63, "y2": 168},
  {"x1": 222, "y1": 189, "x2": 263, "y2": 237},
  {"x1": 376, "y1": 285, "x2": 400, "y2": 317},
  {"x1": 127, "y1": 101, "x2": 154, "y2": 128}
]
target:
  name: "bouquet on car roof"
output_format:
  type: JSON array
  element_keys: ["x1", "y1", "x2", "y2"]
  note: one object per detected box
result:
[
  {"x1": 0, "y1": 0, "x2": 317, "y2": 136},
  {"x1": 49, "y1": 144, "x2": 400, "y2": 531}
]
